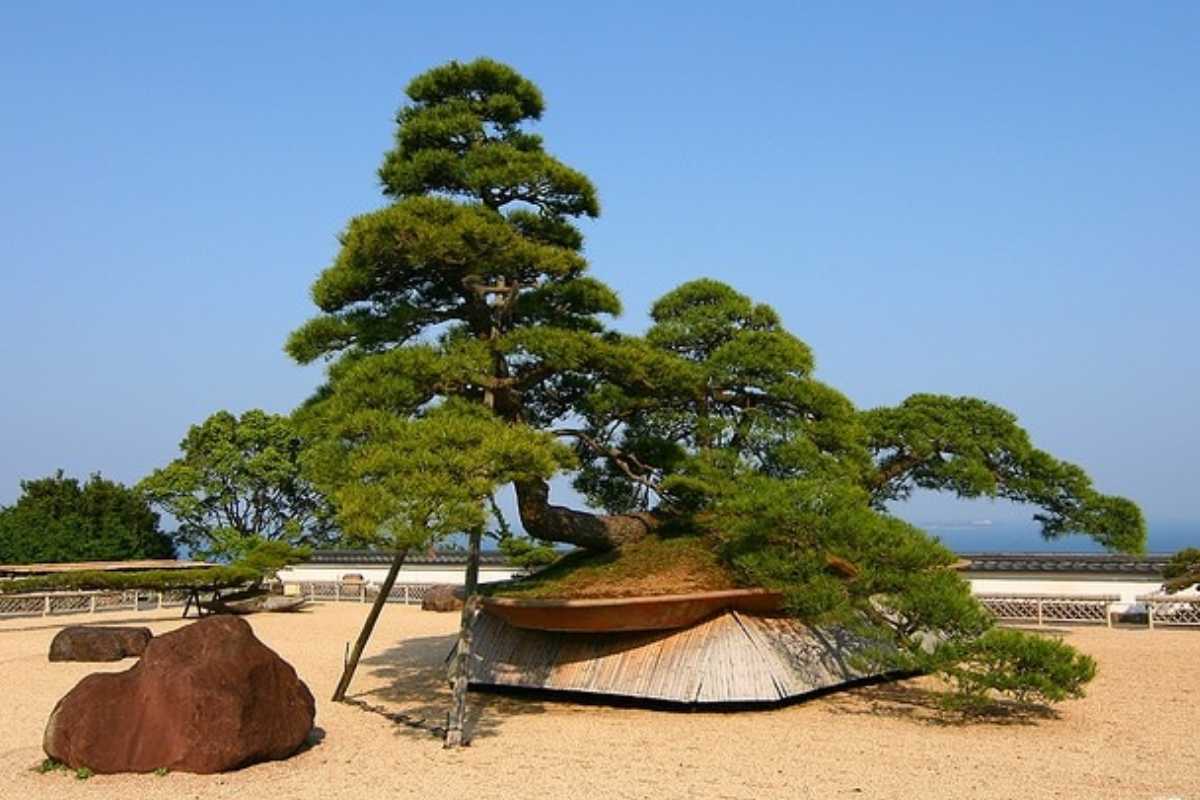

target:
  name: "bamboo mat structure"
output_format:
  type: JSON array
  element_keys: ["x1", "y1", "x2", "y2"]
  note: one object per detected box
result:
[{"x1": 467, "y1": 609, "x2": 892, "y2": 705}]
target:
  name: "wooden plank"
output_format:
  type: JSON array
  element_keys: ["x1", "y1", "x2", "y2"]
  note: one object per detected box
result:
[
  {"x1": 467, "y1": 609, "x2": 893, "y2": 705},
  {"x1": 642, "y1": 616, "x2": 708, "y2": 701}
]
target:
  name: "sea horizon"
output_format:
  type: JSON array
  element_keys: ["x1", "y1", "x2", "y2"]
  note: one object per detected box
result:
[{"x1": 908, "y1": 519, "x2": 1196, "y2": 554}]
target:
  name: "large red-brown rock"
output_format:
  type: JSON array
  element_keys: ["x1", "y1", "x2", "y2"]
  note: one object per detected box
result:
[
  {"x1": 49, "y1": 626, "x2": 152, "y2": 662},
  {"x1": 421, "y1": 583, "x2": 464, "y2": 612},
  {"x1": 43, "y1": 615, "x2": 315, "y2": 774}
]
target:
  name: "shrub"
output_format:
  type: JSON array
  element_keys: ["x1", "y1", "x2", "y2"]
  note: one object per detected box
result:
[
  {"x1": 1163, "y1": 547, "x2": 1200, "y2": 593},
  {"x1": 940, "y1": 628, "x2": 1097, "y2": 708}
]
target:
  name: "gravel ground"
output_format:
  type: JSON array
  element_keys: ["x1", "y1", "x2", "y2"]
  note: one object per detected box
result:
[{"x1": 1, "y1": 603, "x2": 1195, "y2": 800}]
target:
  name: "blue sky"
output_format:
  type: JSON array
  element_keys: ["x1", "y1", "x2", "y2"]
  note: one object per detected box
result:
[{"x1": 1, "y1": 3, "x2": 1196, "y2": 547}]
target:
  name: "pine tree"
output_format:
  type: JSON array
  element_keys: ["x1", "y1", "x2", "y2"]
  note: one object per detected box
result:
[{"x1": 289, "y1": 59, "x2": 1142, "y2": 732}]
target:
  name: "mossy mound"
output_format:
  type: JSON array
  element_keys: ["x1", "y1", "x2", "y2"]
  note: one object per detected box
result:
[{"x1": 488, "y1": 533, "x2": 742, "y2": 599}]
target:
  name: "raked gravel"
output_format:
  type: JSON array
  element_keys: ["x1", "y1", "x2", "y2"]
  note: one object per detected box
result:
[{"x1": 1, "y1": 602, "x2": 1195, "y2": 800}]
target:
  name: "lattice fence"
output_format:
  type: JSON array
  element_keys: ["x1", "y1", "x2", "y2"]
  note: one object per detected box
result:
[
  {"x1": 976, "y1": 593, "x2": 1117, "y2": 626},
  {"x1": 0, "y1": 594, "x2": 48, "y2": 617},
  {"x1": 1142, "y1": 595, "x2": 1200, "y2": 628},
  {"x1": 49, "y1": 593, "x2": 96, "y2": 614},
  {"x1": 0, "y1": 590, "x2": 142, "y2": 618},
  {"x1": 0, "y1": 589, "x2": 200, "y2": 618},
  {"x1": 288, "y1": 581, "x2": 435, "y2": 606},
  {"x1": 158, "y1": 590, "x2": 191, "y2": 608}
]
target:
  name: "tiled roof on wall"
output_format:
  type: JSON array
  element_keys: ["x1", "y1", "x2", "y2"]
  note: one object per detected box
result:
[
  {"x1": 957, "y1": 552, "x2": 1171, "y2": 576},
  {"x1": 304, "y1": 549, "x2": 512, "y2": 567},
  {"x1": 306, "y1": 549, "x2": 1172, "y2": 577}
]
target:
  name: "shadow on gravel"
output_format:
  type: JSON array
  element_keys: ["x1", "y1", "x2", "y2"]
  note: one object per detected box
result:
[
  {"x1": 823, "y1": 681, "x2": 1059, "y2": 727},
  {"x1": 346, "y1": 633, "x2": 548, "y2": 745}
]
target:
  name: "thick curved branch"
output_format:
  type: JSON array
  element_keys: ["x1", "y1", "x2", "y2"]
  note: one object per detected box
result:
[
  {"x1": 866, "y1": 450, "x2": 926, "y2": 502},
  {"x1": 513, "y1": 477, "x2": 661, "y2": 551}
]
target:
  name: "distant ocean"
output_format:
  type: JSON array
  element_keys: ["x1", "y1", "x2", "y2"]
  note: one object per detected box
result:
[
  {"x1": 384, "y1": 519, "x2": 1198, "y2": 558},
  {"x1": 909, "y1": 520, "x2": 1197, "y2": 554}
]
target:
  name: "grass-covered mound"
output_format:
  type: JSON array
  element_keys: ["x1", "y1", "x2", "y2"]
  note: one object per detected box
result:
[{"x1": 487, "y1": 533, "x2": 743, "y2": 599}]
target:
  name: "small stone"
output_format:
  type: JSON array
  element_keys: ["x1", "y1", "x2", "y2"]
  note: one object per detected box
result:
[
  {"x1": 48, "y1": 626, "x2": 152, "y2": 662},
  {"x1": 421, "y1": 584, "x2": 464, "y2": 612}
]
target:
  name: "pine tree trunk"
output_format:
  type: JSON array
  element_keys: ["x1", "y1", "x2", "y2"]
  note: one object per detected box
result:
[
  {"x1": 331, "y1": 549, "x2": 407, "y2": 702},
  {"x1": 444, "y1": 527, "x2": 482, "y2": 748}
]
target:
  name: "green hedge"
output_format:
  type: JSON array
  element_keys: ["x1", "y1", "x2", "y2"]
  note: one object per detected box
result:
[{"x1": 0, "y1": 565, "x2": 260, "y2": 595}]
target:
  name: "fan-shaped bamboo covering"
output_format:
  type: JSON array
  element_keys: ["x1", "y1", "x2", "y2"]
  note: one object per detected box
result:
[{"x1": 468, "y1": 608, "x2": 893, "y2": 705}]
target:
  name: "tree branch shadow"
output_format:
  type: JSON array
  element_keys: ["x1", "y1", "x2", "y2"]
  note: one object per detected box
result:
[
  {"x1": 344, "y1": 633, "x2": 548, "y2": 745},
  {"x1": 822, "y1": 680, "x2": 1060, "y2": 727}
]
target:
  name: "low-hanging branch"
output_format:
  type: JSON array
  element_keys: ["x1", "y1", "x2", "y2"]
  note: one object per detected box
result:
[
  {"x1": 0, "y1": 565, "x2": 262, "y2": 595},
  {"x1": 552, "y1": 427, "x2": 665, "y2": 500}
]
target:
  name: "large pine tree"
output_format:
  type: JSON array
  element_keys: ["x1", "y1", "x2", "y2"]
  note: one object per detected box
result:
[{"x1": 289, "y1": 59, "x2": 1142, "y2": 725}]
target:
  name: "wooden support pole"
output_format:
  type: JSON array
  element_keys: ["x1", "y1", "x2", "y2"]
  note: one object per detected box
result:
[
  {"x1": 445, "y1": 527, "x2": 482, "y2": 748},
  {"x1": 331, "y1": 550, "x2": 408, "y2": 703}
]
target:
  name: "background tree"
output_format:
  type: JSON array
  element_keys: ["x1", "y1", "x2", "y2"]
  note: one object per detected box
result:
[
  {"x1": 0, "y1": 471, "x2": 174, "y2": 563},
  {"x1": 1163, "y1": 547, "x2": 1200, "y2": 593},
  {"x1": 138, "y1": 409, "x2": 335, "y2": 560},
  {"x1": 289, "y1": 58, "x2": 1141, "y2": 716}
]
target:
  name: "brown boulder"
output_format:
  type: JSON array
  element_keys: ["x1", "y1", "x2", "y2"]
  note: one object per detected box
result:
[
  {"x1": 421, "y1": 584, "x2": 464, "y2": 612},
  {"x1": 49, "y1": 626, "x2": 152, "y2": 662},
  {"x1": 44, "y1": 615, "x2": 315, "y2": 774}
]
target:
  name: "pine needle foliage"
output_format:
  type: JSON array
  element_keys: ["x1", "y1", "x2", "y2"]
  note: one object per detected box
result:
[
  {"x1": 0, "y1": 540, "x2": 306, "y2": 595},
  {"x1": 0, "y1": 565, "x2": 258, "y2": 595},
  {"x1": 1163, "y1": 547, "x2": 1200, "y2": 593},
  {"x1": 285, "y1": 58, "x2": 1146, "y2": 708}
]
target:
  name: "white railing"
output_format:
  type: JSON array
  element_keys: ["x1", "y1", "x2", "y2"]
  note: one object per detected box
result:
[
  {"x1": 976, "y1": 593, "x2": 1118, "y2": 627},
  {"x1": 287, "y1": 581, "x2": 435, "y2": 606},
  {"x1": 9, "y1": 585, "x2": 1185, "y2": 628},
  {"x1": 0, "y1": 582, "x2": 437, "y2": 618},
  {"x1": 1141, "y1": 594, "x2": 1200, "y2": 628},
  {"x1": 0, "y1": 589, "x2": 193, "y2": 618}
]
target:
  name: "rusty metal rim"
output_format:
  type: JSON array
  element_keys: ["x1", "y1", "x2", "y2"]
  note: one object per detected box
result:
[{"x1": 481, "y1": 588, "x2": 783, "y2": 609}]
